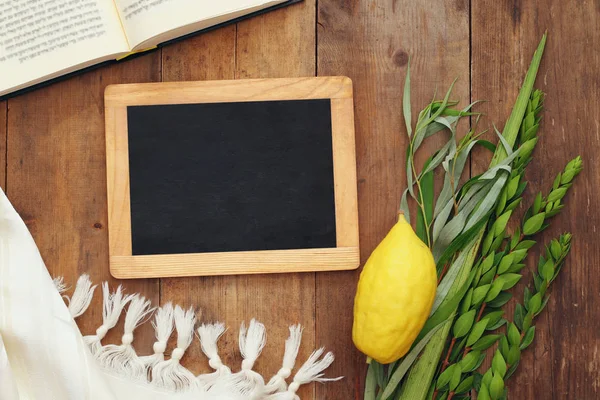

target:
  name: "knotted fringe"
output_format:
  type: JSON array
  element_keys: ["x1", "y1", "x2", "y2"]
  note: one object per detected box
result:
[
  {"x1": 54, "y1": 276, "x2": 340, "y2": 399},
  {"x1": 151, "y1": 306, "x2": 198, "y2": 390},
  {"x1": 96, "y1": 295, "x2": 154, "y2": 380},
  {"x1": 264, "y1": 348, "x2": 342, "y2": 400},
  {"x1": 53, "y1": 276, "x2": 68, "y2": 294},
  {"x1": 210, "y1": 319, "x2": 267, "y2": 399},
  {"x1": 265, "y1": 325, "x2": 303, "y2": 394},
  {"x1": 196, "y1": 322, "x2": 231, "y2": 389},
  {"x1": 139, "y1": 302, "x2": 175, "y2": 371},
  {"x1": 68, "y1": 274, "x2": 97, "y2": 318},
  {"x1": 83, "y1": 283, "x2": 133, "y2": 355}
]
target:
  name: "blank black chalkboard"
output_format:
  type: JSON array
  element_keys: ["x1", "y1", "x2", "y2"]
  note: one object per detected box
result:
[{"x1": 126, "y1": 99, "x2": 337, "y2": 256}]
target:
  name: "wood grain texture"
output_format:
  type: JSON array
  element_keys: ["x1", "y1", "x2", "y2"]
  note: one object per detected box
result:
[
  {"x1": 316, "y1": 1, "x2": 470, "y2": 397},
  {"x1": 110, "y1": 247, "x2": 359, "y2": 278},
  {"x1": 159, "y1": 5, "x2": 319, "y2": 400},
  {"x1": 5, "y1": 54, "x2": 162, "y2": 351},
  {"x1": 0, "y1": 101, "x2": 5, "y2": 191},
  {"x1": 472, "y1": 1, "x2": 600, "y2": 398},
  {"x1": 3, "y1": 1, "x2": 598, "y2": 398}
]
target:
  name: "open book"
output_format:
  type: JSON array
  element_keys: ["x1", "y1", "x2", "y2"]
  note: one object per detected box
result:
[{"x1": 0, "y1": 0, "x2": 297, "y2": 98}]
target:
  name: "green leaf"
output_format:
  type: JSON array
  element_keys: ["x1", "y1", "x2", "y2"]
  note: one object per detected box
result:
[
  {"x1": 478, "y1": 385, "x2": 491, "y2": 400},
  {"x1": 455, "y1": 376, "x2": 475, "y2": 394},
  {"x1": 482, "y1": 229, "x2": 495, "y2": 255},
  {"x1": 403, "y1": 62, "x2": 412, "y2": 138},
  {"x1": 506, "y1": 175, "x2": 520, "y2": 199},
  {"x1": 522, "y1": 312, "x2": 534, "y2": 332},
  {"x1": 500, "y1": 273, "x2": 522, "y2": 290},
  {"x1": 547, "y1": 187, "x2": 567, "y2": 203},
  {"x1": 505, "y1": 197, "x2": 522, "y2": 212},
  {"x1": 485, "y1": 279, "x2": 505, "y2": 302},
  {"x1": 436, "y1": 364, "x2": 455, "y2": 389},
  {"x1": 489, "y1": 373, "x2": 505, "y2": 400},
  {"x1": 520, "y1": 326, "x2": 536, "y2": 350},
  {"x1": 523, "y1": 212, "x2": 546, "y2": 235},
  {"x1": 532, "y1": 192, "x2": 543, "y2": 214},
  {"x1": 461, "y1": 288, "x2": 474, "y2": 314},
  {"x1": 511, "y1": 248, "x2": 528, "y2": 263},
  {"x1": 459, "y1": 350, "x2": 481, "y2": 372},
  {"x1": 492, "y1": 350, "x2": 507, "y2": 377},
  {"x1": 400, "y1": 189, "x2": 411, "y2": 224},
  {"x1": 481, "y1": 252, "x2": 496, "y2": 274},
  {"x1": 510, "y1": 227, "x2": 521, "y2": 250},
  {"x1": 550, "y1": 240, "x2": 562, "y2": 260},
  {"x1": 507, "y1": 263, "x2": 526, "y2": 274},
  {"x1": 416, "y1": 159, "x2": 434, "y2": 245},
  {"x1": 371, "y1": 360, "x2": 385, "y2": 389},
  {"x1": 484, "y1": 310, "x2": 504, "y2": 327},
  {"x1": 490, "y1": 233, "x2": 506, "y2": 253},
  {"x1": 499, "y1": 336, "x2": 510, "y2": 355},
  {"x1": 497, "y1": 254, "x2": 515, "y2": 275},
  {"x1": 507, "y1": 323, "x2": 521, "y2": 346},
  {"x1": 364, "y1": 362, "x2": 378, "y2": 400},
  {"x1": 514, "y1": 240, "x2": 536, "y2": 252},
  {"x1": 487, "y1": 318, "x2": 507, "y2": 331},
  {"x1": 487, "y1": 292, "x2": 512, "y2": 308},
  {"x1": 514, "y1": 304, "x2": 525, "y2": 330},
  {"x1": 453, "y1": 309, "x2": 476, "y2": 338},
  {"x1": 449, "y1": 364, "x2": 462, "y2": 391},
  {"x1": 490, "y1": 32, "x2": 546, "y2": 166},
  {"x1": 506, "y1": 345, "x2": 521, "y2": 366},
  {"x1": 472, "y1": 334, "x2": 501, "y2": 351},
  {"x1": 467, "y1": 319, "x2": 489, "y2": 346},
  {"x1": 493, "y1": 211, "x2": 513, "y2": 237},
  {"x1": 480, "y1": 266, "x2": 497, "y2": 286},
  {"x1": 380, "y1": 318, "x2": 448, "y2": 399},
  {"x1": 542, "y1": 259, "x2": 555, "y2": 281},
  {"x1": 527, "y1": 293, "x2": 542, "y2": 314}
]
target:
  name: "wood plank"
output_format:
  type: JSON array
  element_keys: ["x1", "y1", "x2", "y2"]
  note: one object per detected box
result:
[
  {"x1": 472, "y1": 1, "x2": 600, "y2": 398},
  {"x1": 111, "y1": 248, "x2": 360, "y2": 279},
  {"x1": 159, "y1": 4, "x2": 318, "y2": 399},
  {"x1": 103, "y1": 76, "x2": 353, "y2": 105},
  {"x1": 316, "y1": 1, "x2": 470, "y2": 397},
  {"x1": 0, "y1": 101, "x2": 5, "y2": 191},
  {"x1": 5, "y1": 54, "x2": 161, "y2": 351}
]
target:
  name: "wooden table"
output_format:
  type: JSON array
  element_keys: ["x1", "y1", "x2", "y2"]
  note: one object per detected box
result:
[{"x1": 2, "y1": 1, "x2": 598, "y2": 398}]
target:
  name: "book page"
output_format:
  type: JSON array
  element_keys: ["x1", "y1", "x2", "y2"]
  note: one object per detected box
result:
[
  {"x1": 115, "y1": 0, "x2": 285, "y2": 49},
  {"x1": 0, "y1": 0, "x2": 129, "y2": 96}
]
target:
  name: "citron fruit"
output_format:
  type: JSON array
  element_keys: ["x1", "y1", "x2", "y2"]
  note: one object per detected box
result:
[{"x1": 352, "y1": 213, "x2": 437, "y2": 364}]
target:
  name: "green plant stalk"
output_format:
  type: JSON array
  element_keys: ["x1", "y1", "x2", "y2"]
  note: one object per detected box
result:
[
  {"x1": 432, "y1": 157, "x2": 582, "y2": 399},
  {"x1": 396, "y1": 34, "x2": 547, "y2": 400},
  {"x1": 475, "y1": 234, "x2": 572, "y2": 400},
  {"x1": 434, "y1": 87, "x2": 545, "y2": 372}
]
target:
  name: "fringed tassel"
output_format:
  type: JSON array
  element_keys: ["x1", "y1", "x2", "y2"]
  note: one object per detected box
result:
[
  {"x1": 265, "y1": 325, "x2": 303, "y2": 394},
  {"x1": 151, "y1": 306, "x2": 197, "y2": 390},
  {"x1": 220, "y1": 319, "x2": 267, "y2": 399},
  {"x1": 196, "y1": 322, "x2": 231, "y2": 389},
  {"x1": 53, "y1": 276, "x2": 68, "y2": 295},
  {"x1": 140, "y1": 302, "x2": 175, "y2": 372},
  {"x1": 265, "y1": 348, "x2": 341, "y2": 400},
  {"x1": 83, "y1": 283, "x2": 133, "y2": 355},
  {"x1": 68, "y1": 274, "x2": 97, "y2": 318},
  {"x1": 96, "y1": 295, "x2": 154, "y2": 380}
]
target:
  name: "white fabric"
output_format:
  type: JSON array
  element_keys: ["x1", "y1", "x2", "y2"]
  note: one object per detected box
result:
[{"x1": 0, "y1": 188, "x2": 337, "y2": 399}]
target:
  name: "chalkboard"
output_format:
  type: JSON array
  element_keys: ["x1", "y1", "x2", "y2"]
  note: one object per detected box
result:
[
  {"x1": 127, "y1": 99, "x2": 336, "y2": 255},
  {"x1": 105, "y1": 77, "x2": 359, "y2": 278}
]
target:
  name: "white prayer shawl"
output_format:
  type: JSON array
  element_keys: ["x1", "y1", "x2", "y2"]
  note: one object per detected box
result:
[{"x1": 0, "y1": 188, "x2": 339, "y2": 400}]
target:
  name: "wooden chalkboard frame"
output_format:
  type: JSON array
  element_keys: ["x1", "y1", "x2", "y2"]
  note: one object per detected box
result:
[{"x1": 105, "y1": 77, "x2": 359, "y2": 278}]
